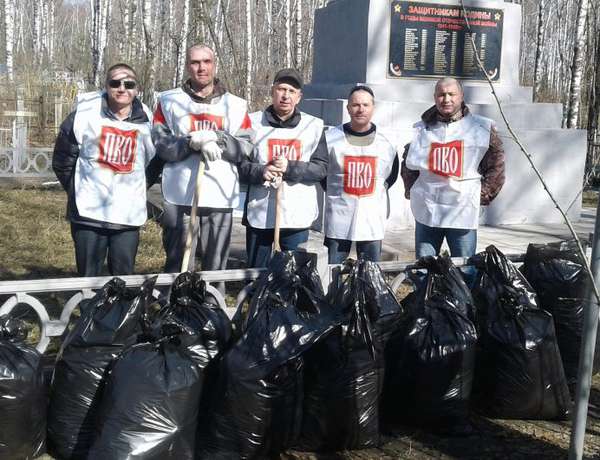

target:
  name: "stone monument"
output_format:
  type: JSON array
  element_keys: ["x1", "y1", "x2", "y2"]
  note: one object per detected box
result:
[{"x1": 300, "y1": 0, "x2": 587, "y2": 230}]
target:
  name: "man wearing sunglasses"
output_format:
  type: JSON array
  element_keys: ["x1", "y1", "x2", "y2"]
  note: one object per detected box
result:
[
  {"x1": 153, "y1": 44, "x2": 252, "y2": 284},
  {"x1": 52, "y1": 63, "x2": 159, "y2": 276}
]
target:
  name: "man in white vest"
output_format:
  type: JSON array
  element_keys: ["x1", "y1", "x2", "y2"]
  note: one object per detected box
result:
[
  {"x1": 401, "y1": 77, "x2": 505, "y2": 259},
  {"x1": 52, "y1": 63, "x2": 158, "y2": 276},
  {"x1": 153, "y1": 44, "x2": 252, "y2": 279},
  {"x1": 240, "y1": 68, "x2": 328, "y2": 268},
  {"x1": 323, "y1": 85, "x2": 399, "y2": 263}
]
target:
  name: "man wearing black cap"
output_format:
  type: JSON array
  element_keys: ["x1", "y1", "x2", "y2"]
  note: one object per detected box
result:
[{"x1": 240, "y1": 68, "x2": 328, "y2": 268}]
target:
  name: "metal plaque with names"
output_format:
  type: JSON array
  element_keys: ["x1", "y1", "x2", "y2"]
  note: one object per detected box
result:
[{"x1": 388, "y1": 0, "x2": 503, "y2": 81}]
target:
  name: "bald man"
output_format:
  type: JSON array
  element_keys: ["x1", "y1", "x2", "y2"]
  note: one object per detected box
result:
[
  {"x1": 401, "y1": 77, "x2": 505, "y2": 260},
  {"x1": 153, "y1": 44, "x2": 252, "y2": 282}
]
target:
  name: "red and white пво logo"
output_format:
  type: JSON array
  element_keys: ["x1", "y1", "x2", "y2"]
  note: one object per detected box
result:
[
  {"x1": 268, "y1": 139, "x2": 301, "y2": 162},
  {"x1": 428, "y1": 140, "x2": 464, "y2": 178},
  {"x1": 98, "y1": 126, "x2": 138, "y2": 173},
  {"x1": 189, "y1": 113, "x2": 224, "y2": 132},
  {"x1": 343, "y1": 155, "x2": 376, "y2": 197}
]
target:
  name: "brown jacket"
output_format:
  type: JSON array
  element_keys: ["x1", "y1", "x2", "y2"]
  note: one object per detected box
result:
[{"x1": 400, "y1": 104, "x2": 505, "y2": 206}]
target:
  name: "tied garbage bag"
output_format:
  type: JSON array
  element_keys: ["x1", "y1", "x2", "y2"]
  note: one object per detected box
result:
[
  {"x1": 521, "y1": 240, "x2": 596, "y2": 391},
  {"x1": 382, "y1": 255, "x2": 477, "y2": 429},
  {"x1": 88, "y1": 321, "x2": 206, "y2": 460},
  {"x1": 47, "y1": 277, "x2": 157, "y2": 460},
  {"x1": 0, "y1": 316, "x2": 45, "y2": 460},
  {"x1": 472, "y1": 245, "x2": 570, "y2": 420},
  {"x1": 157, "y1": 271, "x2": 232, "y2": 365},
  {"x1": 157, "y1": 272, "x2": 233, "y2": 440},
  {"x1": 201, "y1": 251, "x2": 337, "y2": 460},
  {"x1": 298, "y1": 259, "x2": 404, "y2": 451}
]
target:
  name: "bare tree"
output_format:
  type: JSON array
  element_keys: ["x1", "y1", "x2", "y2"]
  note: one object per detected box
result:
[
  {"x1": 285, "y1": 0, "x2": 291, "y2": 67},
  {"x1": 295, "y1": 0, "x2": 302, "y2": 68},
  {"x1": 566, "y1": 0, "x2": 589, "y2": 127},
  {"x1": 533, "y1": 0, "x2": 546, "y2": 101},
  {"x1": 142, "y1": 0, "x2": 156, "y2": 105},
  {"x1": 4, "y1": 0, "x2": 15, "y2": 81},
  {"x1": 245, "y1": 0, "x2": 253, "y2": 101},
  {"x1": 174, "y1": 0, "x2": 190, "y2": 87}
]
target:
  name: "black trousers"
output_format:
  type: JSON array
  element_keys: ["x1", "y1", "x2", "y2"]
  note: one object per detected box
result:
[{"x1": 71, "y1": 223, "x2": 140, "y2": 277}]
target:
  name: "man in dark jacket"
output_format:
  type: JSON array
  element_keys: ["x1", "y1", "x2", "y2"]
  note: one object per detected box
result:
[
  {"x1": 401, "y1": 77, "x2": 505, "y2": 259},
  {"x1": 152, "y1": 44, "x2": 252, "y2": 281},
  {"x1": 240, "y1": 68, "x2": 328, "y2": 268},
  {"x1": 52, "y1": 63, "x2": 160, "y2": 276}
]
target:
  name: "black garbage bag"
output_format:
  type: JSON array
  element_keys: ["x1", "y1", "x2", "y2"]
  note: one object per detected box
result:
[
  {"x1": 472, "y1": 245, "x2": 570, "y2": 420},
  {"x1": 157, "y1": 271, "x2": 232, "y2": 365},
  {"x1": 382, "y1": 255, "x2": 477, "y2": 429},
  {"x1": 200, "y1": 251, "x2": 338, "y2": 460},
  {"x1": 47, "y1": 276, "x2": 157, "y2": 460},
  {"x1": 298, "y1": 258, "x2": 404, "y2": 451},
  {"x1": 0, "y1": 316, "x2": 45, "y2": 460},
  {"x1": 158, "y1": 271, "x2": 233, "y2": 441},
  {"x1": 88, "y1": 320, "x2": 206, "y2": 460},
  {"x1": 521, "y1": 240, "x2": 597, "y2": 391}
]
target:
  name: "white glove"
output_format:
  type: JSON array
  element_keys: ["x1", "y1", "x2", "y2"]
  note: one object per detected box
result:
[
  {"x1": 189, "y1": 130, "x2": 218, "y2": 151},
  {"x1": 263, "y1": 176, "x2": 282, "y2": 189},
  {"x1": 201, "y1": 140, "x2": 223, "y2": 162}
]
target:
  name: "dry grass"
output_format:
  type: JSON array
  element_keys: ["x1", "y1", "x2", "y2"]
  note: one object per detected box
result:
[{"x1": 0, "y1": 186, "x2": 164, "y2": 280}]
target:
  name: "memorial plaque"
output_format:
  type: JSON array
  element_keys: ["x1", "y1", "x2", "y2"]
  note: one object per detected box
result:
[{"x1": 388, "y1": 0, "x2": 503, "y2": 81}]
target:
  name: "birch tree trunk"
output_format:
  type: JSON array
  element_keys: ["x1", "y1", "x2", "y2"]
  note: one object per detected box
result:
[
  {"x1": 566, "y1": 0, "x2": 589, "y2": 128},
  {"x1": 120, "y1": 2, "x2": 129, "y2": 58},
  {"x1": 32, "y1": 0, "x2": 40, "y2": 54},
  {"x1": 129, "y1": 1, "x2": 138, "y2": 63},
  {"x1": 4, "y1": 0, "x2": 14, "y2": 81},
  {"x1": 245, "y1": 0, "x2": 252, "y2": 102},
  {"x1": 90, "y1": 0, "x2": 100, "y2": 86},
  {"x1": 295, "y1": 0, "x2": 302, "y2": 68},
  {"x1": 174, "y1": 0, "x2": 190, "y2": 87},
  {"x1": 533, "y1": 0, "x2": 545, "y2": 102},
  {"x1": 142, "y1": 0, "x2": 156, "y2": 105},
  {"x1": 264, "y1": 0, "x2": 272, "y2": 70},
  {"x1": 285, "y1": 0, "x2": 291, "y2": 67},
  {"x1": 47, "y1": 0, "x2": 55, "y2": 61}
]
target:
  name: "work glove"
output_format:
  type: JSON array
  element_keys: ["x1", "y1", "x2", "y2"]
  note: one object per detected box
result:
[
  {"x1": 201, "y1": 141, "x2": 223, "y2": 162},
  {"x1": 263, "y1": 175, "x2": 283, "y2": 189},
  {"x1": 189, "y1": 130, "x2": 218, "y2": 151}
]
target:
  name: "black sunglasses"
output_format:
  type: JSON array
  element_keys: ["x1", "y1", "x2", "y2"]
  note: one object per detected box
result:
[{"x1": 108, "y1": 79, "x2": 137, "y2": 90}]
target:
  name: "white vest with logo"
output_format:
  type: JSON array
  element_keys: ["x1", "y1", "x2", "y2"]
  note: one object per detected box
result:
[
  {"x1": 246, "y1": 110, "x2": 324, "y2": 229},
  {"x1": 158, "y1": 88, "x2": 249, "y2": 208},
  {"x1": 72, "y1": 91, "x2": 155, "y2": 226},
  {"x1": 324, "y1": 125, "x2": 396, "y2": 241},
  {"x1": 405, "y1": 113, "x2": 493, "y2": 229}
]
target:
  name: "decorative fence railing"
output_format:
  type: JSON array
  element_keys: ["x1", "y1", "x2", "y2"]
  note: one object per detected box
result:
[
  {"x1": 0, "y1": 146, "x2": 54, "y2": 175},
  {"x1": 0, "y1": 254, "x2": 525, "y2": 354}
]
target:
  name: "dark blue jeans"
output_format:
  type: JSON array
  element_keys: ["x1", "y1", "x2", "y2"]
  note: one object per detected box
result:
[
  {"x1": 71, "y1": 223, "x2": 140, "y2": 277},
  {"x1": 414, "y1": 221, "x2": 477, "y2": 285},
  {"x1": 246, "y1": 226, "x2": 309, "y2": 268},
  {"x1": 325, "y1": 238, "x2": 382, "y2": 264},
  {"x1": 414, "y1": 221, "x2": 477, "y2": 258}
]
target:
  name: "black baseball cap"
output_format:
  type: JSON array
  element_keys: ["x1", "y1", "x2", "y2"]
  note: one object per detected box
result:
[{"x1": 273, "y1": 68, "x2": 303, "y2": 90}]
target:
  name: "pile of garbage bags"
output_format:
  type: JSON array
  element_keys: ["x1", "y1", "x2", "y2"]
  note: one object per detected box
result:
[
  {"x1": 1, "y1": 241, "x2": 587, "y2": 459},
  {"x1": 0, "y1": 315, "x2": 46, "y2": 459}
]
